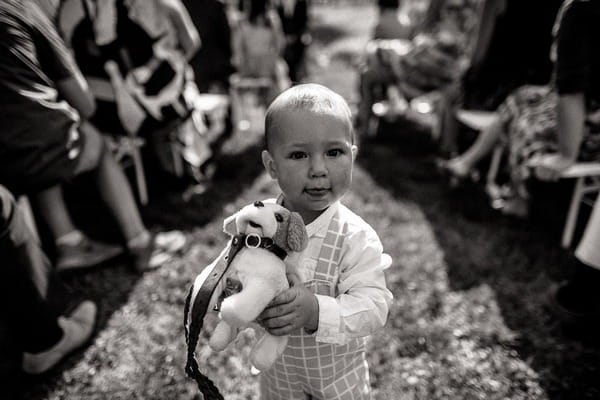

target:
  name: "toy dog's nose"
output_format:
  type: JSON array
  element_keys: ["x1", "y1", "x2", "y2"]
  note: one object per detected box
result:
[{"x1": 254, "y1": 201, "x2": 264, "y2": 208}]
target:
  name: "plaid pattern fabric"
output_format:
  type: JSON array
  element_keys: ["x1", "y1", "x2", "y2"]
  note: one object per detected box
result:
[{"x1": 261, "y1": 212, "x2": 371, "y2": 400}]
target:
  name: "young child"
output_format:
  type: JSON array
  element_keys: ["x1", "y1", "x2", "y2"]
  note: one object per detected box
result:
[{"x1": 256, "y1": 83, "x2": 393, "y2": 399}]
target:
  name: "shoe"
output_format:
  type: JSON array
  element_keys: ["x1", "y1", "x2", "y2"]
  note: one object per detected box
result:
[
  {"x1": 56, "y1": 237, "x2": 123, "y2": 272},
  {"x1": 497, "y1": 197, "x2": 529, "y2": 218},
  {"x1": 22, "y1": 300, "x2": 97, "y2": 374},
  {"x1": 436, "y1": 158, "x2": 479, "y2": 188},
  {"x1": 128, "y1": 230, "x2": 186, "y2": 272}
]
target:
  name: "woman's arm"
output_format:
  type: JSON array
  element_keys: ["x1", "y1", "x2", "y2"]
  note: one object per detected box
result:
[
  {"x1": 534, "y1": 1, "x2": 590, "y2": 181},
  {"x1": 556, "y1": 93, "x2": 586, "y2": 161}
]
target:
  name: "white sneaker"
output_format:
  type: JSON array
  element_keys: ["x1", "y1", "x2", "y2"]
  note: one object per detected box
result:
[{"x1": 22, "y1": 301, "x2": 97, "y2": 374}]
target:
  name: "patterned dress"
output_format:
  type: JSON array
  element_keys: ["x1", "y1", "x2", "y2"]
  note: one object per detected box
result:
[
  {"x1": 260, "y1": 206, "x2": 380, "y2": 400},
  {"x1": 497, "y1": 85, "x2": 600, "y2": 200}
]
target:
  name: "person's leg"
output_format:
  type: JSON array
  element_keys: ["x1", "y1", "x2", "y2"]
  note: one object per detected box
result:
[
  {"x1": 1, "y1": 185, "x2": 98, "y2": 374},
  {"x1": 0, "y1": 185, "x2": 62, "y2": 353},
  {"x1": 80, "y1": 122, "x2": 146, "y2": 242},
  {"x1": 443, "y1": 116, "x2": 504, "y2": 177},
  {"x1": 29, "y1": 183, "x2": 123, "y2": 271},
  {"x1": 78, "y1": 122, "x2": 186, "y2": 270},
  {"x1": 29, "y1": 186, "x2": 77, "y2": 240}
]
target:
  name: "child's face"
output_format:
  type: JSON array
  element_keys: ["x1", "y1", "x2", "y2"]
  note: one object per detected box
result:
[{"x1": 262, "y1": 109, "x2": 357, "y2": 224}]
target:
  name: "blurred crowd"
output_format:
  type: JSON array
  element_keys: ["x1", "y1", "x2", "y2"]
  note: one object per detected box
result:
[
  {"x1": 356, "y1": 0, "x2": 600, "y2": 337},
  {"x1": 0, "y1": 0, "x2": 309, "y2": 381}
]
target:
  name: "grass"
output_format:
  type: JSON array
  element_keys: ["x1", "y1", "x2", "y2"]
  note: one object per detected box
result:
[{"x1": 5, "y1": 2, "x2": 600, "y2": 399}]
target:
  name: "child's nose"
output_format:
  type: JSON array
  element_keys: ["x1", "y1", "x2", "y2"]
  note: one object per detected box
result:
[{"x1": 309, "y1": 156, "x2": 327, "y2": 177}]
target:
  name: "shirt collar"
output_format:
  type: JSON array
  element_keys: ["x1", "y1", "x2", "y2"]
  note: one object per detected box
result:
[{"x1": 276, "y1": 194, "x2": 339, "y2": 237}]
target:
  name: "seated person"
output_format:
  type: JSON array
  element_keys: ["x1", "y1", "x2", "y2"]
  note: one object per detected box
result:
[
  {"x1": 441, "y1": 0, "x2": 600, "y2": 218},
  {"x1": 58, "y1": 0, "x2": 214, "y2": 183},
  {"x1": 273, "y1": 0, "x2": 310, "y2": 83},
  {"x1": 183, "y1": 0, "x2": 236, "y2": 94},
  {"x1": 0, "y1": 184, "x2": 97, "y2": 378},
  {"x1": 437, "y1": 0, "x2": 563, "y2": 156},
  {"x1": 0, "y1": 0, "x2": 184, "y2": 271},
  {"x1": 232, "y1": 0, "x2": 291, "y2": 100},
  {"x1": 356, "y1": 0, "x2": 489, "y2": 135}
]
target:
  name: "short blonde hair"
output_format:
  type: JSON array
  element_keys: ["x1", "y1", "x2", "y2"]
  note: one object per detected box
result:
[{"x1": 264, "y1": 83, "x2": 354, "y2": 150}]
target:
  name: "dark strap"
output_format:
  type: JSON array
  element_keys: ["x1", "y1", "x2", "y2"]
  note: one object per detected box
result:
[
  {"x1": 237, "y1": 234, "x2": 288, "y2": 260},
  {"x1": 183, "y1": 234, "x2": 288, "y2": 399},
  {"x1": 183, "y1": 239, "x2": 243, "y2": 400}
]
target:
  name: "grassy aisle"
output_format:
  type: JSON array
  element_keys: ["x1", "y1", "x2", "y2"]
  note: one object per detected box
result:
[{"x1": 17, "y1": 2, "x2": 600, "y2": 399}]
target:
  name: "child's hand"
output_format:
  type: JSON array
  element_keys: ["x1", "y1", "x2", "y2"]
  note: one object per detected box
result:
[{"x1": 258, "y1": 273, "x2": 319, "y2": 336}]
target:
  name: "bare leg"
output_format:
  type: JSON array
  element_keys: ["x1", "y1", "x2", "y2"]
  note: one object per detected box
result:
[
  {"x1": 92, "y1": 142, "x2": 147, "y2": 242},
  {"x1": 30, "y1": 186, "x2": 78, "y2": 240},
  {"x1": 446, "y1": 117, "x2": 504, "y2": 176},
  {"x1": 75, "y1": 121, "x2": 147, "y2": 243},
  {"x1": 83, "y1": 124, "x2": 186, "y2": 271}
]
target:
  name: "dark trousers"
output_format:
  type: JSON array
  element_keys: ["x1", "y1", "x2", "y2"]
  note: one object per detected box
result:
[{"x1": 0, "y1": 185, "x2": 62, "y2": 354}]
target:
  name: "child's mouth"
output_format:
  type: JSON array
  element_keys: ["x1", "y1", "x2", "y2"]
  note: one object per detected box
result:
[{"x1": 305, "y1": 188, "x2": 330, "y2": 197}]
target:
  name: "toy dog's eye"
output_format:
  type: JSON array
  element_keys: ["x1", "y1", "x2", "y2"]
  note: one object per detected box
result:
[
  {"x1": 275, "y1": 213, "x2": 283, "y2": 222},
  {"x1": 254, "y1": 201, "x2": 264, "y2": 208}
]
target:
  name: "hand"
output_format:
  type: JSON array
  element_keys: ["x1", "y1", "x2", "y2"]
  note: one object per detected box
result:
[
  {"x1": 257, "y1": 272, "x2": 319, "y2": 336},
  {"x1": 531, "y1": 154, "x2": 575, "y2": 181}
]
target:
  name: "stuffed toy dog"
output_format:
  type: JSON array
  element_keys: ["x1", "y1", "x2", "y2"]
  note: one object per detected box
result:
[{"x1": 184, "y1": 201, "x2": 308, "y2": 399}]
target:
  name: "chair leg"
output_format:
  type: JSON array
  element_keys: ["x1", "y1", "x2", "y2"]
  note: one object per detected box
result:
[
  {"x1": 562, "y1": 177, "x2": 585, "y2": 249},
  {"x1": 486, "y1": 145, "x2": 504, "y2": 188}
]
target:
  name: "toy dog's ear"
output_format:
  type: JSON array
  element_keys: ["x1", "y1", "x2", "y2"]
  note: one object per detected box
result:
[
  {"x1": 286, "y1": 212, "x2": 308, "y2": 252},
  {"x1": 223, "y1": 212, "x2": 238, "y2": 236}
]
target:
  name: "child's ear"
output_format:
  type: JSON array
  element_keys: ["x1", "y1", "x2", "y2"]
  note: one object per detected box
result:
[
  {"x1": 261, "y1": 150, "x2": 278, "y2": 179},
  {"x1": 351, "y1": 145, "x2": 358, "y2": 161}
]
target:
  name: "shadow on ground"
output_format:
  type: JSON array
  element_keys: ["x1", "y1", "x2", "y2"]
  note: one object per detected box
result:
[
  {"x1": 2, "y1": 118, "x2": 268, "y2": 399},
  {"x1": 359, "y1": 117, "x2": 600, "y2": 399}
]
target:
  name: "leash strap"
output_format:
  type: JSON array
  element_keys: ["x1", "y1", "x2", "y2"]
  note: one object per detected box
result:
[{"x1": 183, "y1": 234, "x2": 287, "y2": 399}]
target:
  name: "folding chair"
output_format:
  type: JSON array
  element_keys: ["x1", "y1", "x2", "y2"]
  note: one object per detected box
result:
[
  {"x1": 229, "y1": 75, "x2": 272, "y2": 132},
  {"x1": 87, "y1": 73, "x2": 149, "y2": 205},
  {"x1": 456, "y1": 109, "x2": 600, "y2": 248}
]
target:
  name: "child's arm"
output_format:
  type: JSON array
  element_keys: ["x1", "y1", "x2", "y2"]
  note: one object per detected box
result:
[
  {"x1": 314, "y1": 228, "x2": 393, "y2": 344},
  {"x1": 260, "y1": 226, "x2": 393, "y2": 343}
]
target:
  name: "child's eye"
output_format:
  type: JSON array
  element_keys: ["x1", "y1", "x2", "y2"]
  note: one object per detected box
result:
[
  {"x1": 289, "y1": 151, "x2": 307, "y2": 160},
  {"x1": 326, "y1": 149, "x2": 344, "y2": 157}
]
